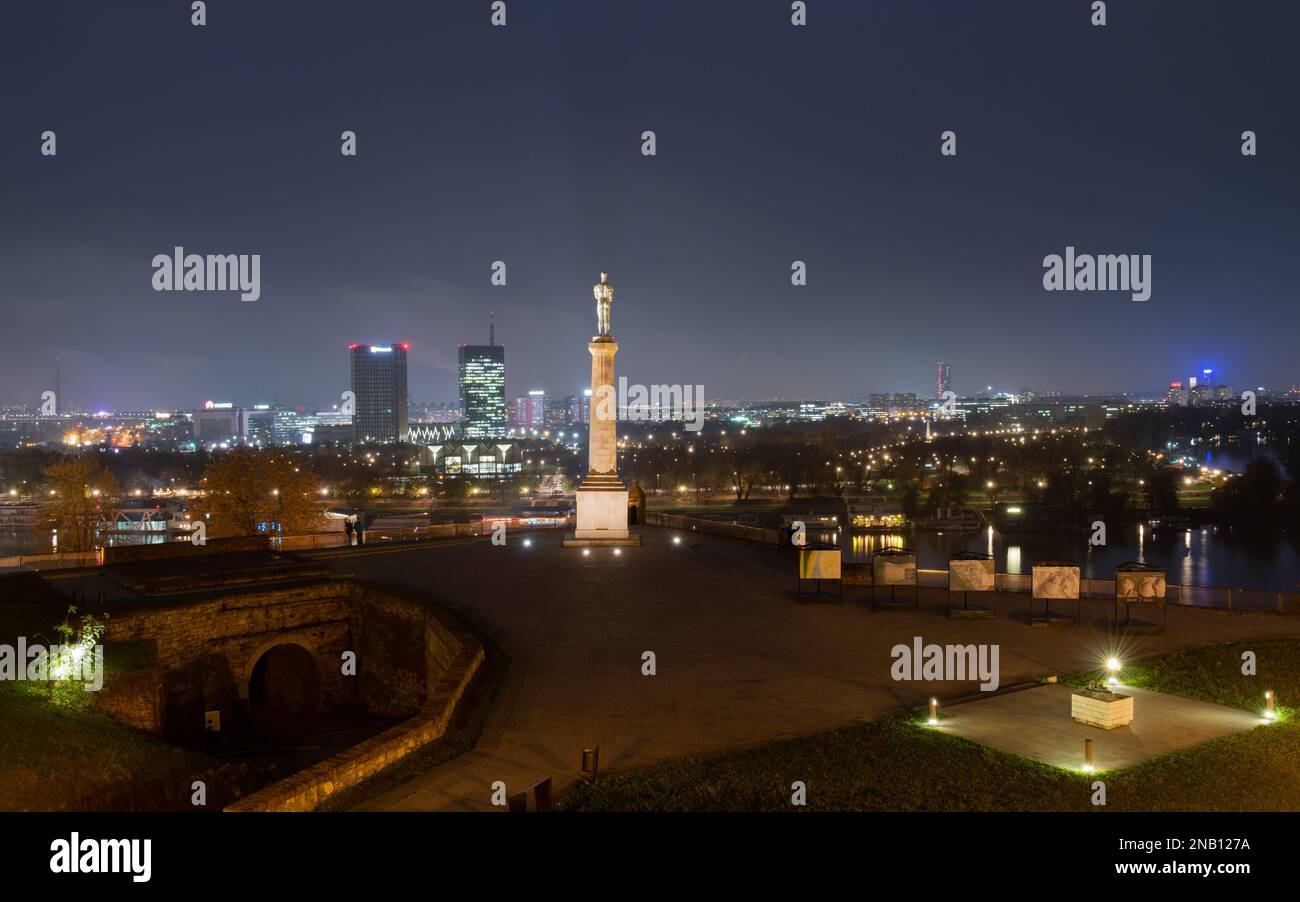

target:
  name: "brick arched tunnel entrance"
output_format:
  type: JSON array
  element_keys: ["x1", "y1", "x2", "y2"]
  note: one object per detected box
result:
[{"x1": 248, "y1": 643, "x2": 321, "y2": 716}]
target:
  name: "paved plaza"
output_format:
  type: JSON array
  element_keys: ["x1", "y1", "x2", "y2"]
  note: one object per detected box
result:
[
  {"x1": 937, "y1": 683, "x2": 1265, "y2": 771},
  {"x1": 318, "y1": 527, "x2": 1300, "y2": 810}
]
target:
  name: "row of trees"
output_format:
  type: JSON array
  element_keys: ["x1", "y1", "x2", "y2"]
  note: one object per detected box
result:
[
  {"x1": 39, "y1": 450, "x2": 323, "y2": 550},
  {"x1": 620, "y1": 427, "x2": 1185, "y2": 515},
  {"x1": 0, "y1": 446, "x2": 206, "y2": 499},
  {"x1": 1213, "y1": 456, "x2": 1300, "y2": 523},
  {"x1": 26, "y1": 404, "x2": 1300, "y2": 548},
  {"x1": 194, "y1": 449, "x2": 322, "y2": 537},
  {"x1": 11, "y1": 442, "x2": 564, "y2": 514},
  {"x1": 42, "y1": 458, "x2": 121, "y2": 551}
]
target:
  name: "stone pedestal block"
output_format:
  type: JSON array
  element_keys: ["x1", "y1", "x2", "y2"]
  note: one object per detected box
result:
[
  {"x1": 573, "y1": 485, "x2": 630, "y2": 540},
  {"x1": 1071, "y1": 689, "x2": 1133, "y2": 730}
]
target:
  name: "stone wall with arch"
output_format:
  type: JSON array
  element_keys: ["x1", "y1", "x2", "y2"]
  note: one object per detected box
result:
[{"x1": 104, "y1": 577, "x2": 467, "y2": 741}]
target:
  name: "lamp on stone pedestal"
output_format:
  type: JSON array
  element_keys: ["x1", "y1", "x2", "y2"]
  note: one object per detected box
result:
[{"x1": 1106, "y1": 656, "x2": 1122, "y2": 686}]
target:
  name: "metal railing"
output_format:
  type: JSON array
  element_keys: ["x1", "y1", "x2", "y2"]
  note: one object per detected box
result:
[
  {"x1": 0, "y1": 523, "x2": 486, "y2": 568},
  {"x1": 645, "y1": 512, "x2": 783, "y2": 546},
  {"x1": 275, "y1": 523, "x2": 484, "y2": 550},
  {"x1": 0, "y1": 550, "x2": 99, "y2": 572}
]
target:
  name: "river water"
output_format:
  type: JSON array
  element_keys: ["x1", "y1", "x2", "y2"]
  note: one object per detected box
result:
[
  {"x1": 0, "y1": 530, "x2": 169, "y2": 558},
  {"x1": 0, "y1": 530, "x2": 49, "y2": 557}
]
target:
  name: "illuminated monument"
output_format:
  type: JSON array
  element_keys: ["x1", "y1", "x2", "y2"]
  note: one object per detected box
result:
[{"x1": 566, "y1": 272, "x2": 639, "y2": 546}]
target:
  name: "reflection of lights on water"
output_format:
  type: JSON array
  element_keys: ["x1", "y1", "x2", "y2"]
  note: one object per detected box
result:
[
  {"x1": 851, "y1": 533, "x2": 906, "y2": 559},
  {"x1": 1007, "y1": 545, "x2": 1022, "y2": 574},
  {"x1": 986, "y1": 525, "x2": 994, "y2": 558}
]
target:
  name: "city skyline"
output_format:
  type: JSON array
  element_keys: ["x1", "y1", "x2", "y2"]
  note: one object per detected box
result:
[
  {"x1": 0, "y1": 349, "x2": 1277, "y2": 415},
  {"x1": 3, "y1": 1, "x2": 1298, "y2": 409}
]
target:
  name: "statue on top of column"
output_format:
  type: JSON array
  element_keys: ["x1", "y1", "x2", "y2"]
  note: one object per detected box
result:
[{"x1": 593, "y1": 271, "x2": 614, "y2": 337}]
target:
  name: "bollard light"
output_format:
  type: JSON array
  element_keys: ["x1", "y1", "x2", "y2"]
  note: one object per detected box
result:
[
  {"x1": 1082, "y1": 738, "x2": 1094, "y2": 772},
  {"x1": 581, "y1": 746, "x2": 600, "y2": 782},
  {"x1": 1265, "y1": 690, "x2": 1276, "y2": 721},
  {"x1": 928, "y1": 697, "x2": 938, "y2": 725}
]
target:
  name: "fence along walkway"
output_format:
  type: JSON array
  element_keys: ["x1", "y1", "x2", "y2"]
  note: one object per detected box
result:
[
  {"x1": 645, "y1": 512, "x2": 1295, "y2": 615},
  {"x1": 0, "y1": 550, "x2": 99, "y2": 572}
]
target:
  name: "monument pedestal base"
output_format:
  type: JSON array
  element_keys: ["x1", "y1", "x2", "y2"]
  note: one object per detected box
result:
[
  {"x1": 563, "y1": 535, "x2": 642, "y2": 547},
  {"x1": 566, "y1": 479, "x2": 638, "y2": 546}
]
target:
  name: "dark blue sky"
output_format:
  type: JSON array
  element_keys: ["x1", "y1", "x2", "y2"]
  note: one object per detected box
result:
[{"x1": 2, "y1": 0, "x2": 1297, "y2": 410}]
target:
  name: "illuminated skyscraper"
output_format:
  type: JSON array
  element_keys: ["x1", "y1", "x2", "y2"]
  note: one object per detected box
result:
[
  {"x1": 349, "y1": 343, "x2": 409, "y2": 444},
  {"x1": 459, "y1": 321, "x2": 506, "y2": 439},
  {"x1": 936, "y1": 361, "x2": 952, "y2": 398}
]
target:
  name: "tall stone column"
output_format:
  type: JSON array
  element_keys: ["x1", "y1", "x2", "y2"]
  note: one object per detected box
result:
[
  {"x1": 568, "y1": 272, "x2": 636, "y2": 544},
  {"x1": 584, "y1": 337, "x2": 621, "y2": 481}
]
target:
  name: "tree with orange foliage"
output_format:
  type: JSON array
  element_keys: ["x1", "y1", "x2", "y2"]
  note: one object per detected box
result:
[
  {"x1": 192, "y1": 449, "x2": 322, "y2": 538},
  {"x1": 42, "y1": 456, "x2": 120, "y2": 551}
]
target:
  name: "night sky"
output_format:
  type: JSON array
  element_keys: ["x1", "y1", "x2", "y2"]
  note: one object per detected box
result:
[{"x1": 2, "y1": 0, "x2": 1297, "y2": 410}]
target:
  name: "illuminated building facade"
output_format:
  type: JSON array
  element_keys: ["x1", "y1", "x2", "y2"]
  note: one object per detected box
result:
[
  {"x1": 936, "y1": 361, "x2": 952, "y2": 398},
  {"x1": 458, "y1": 332, "x2": 506, "y2": 439},
  {"x1": 515, "y1": 390, "x2": 546, "y2": 430},
  {"x1": 566, "y1": 390, "x2": 591, "y2": 426},
  {"x1": 349, "y1": 343, "x2": 410, "y2": 444}
]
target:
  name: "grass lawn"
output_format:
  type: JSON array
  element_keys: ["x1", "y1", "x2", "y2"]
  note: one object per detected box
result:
[
  {"x1": 558, "y1": 640, "x2": 1299, "y2": 812},
  {"x1": 0, "y1": 681, "x2": 214, "y2": 811}
]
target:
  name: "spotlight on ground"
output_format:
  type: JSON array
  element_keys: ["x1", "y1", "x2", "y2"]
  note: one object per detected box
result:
[
  {"x1": 613, "y1": 548, "x2": 621, "y2": 556},
  {"x1": 672, "y1": 536, "x2": 681, "y2": 545},
  {"x1": 582, "y1": 549, "x2": 590, "y2": 557}
]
